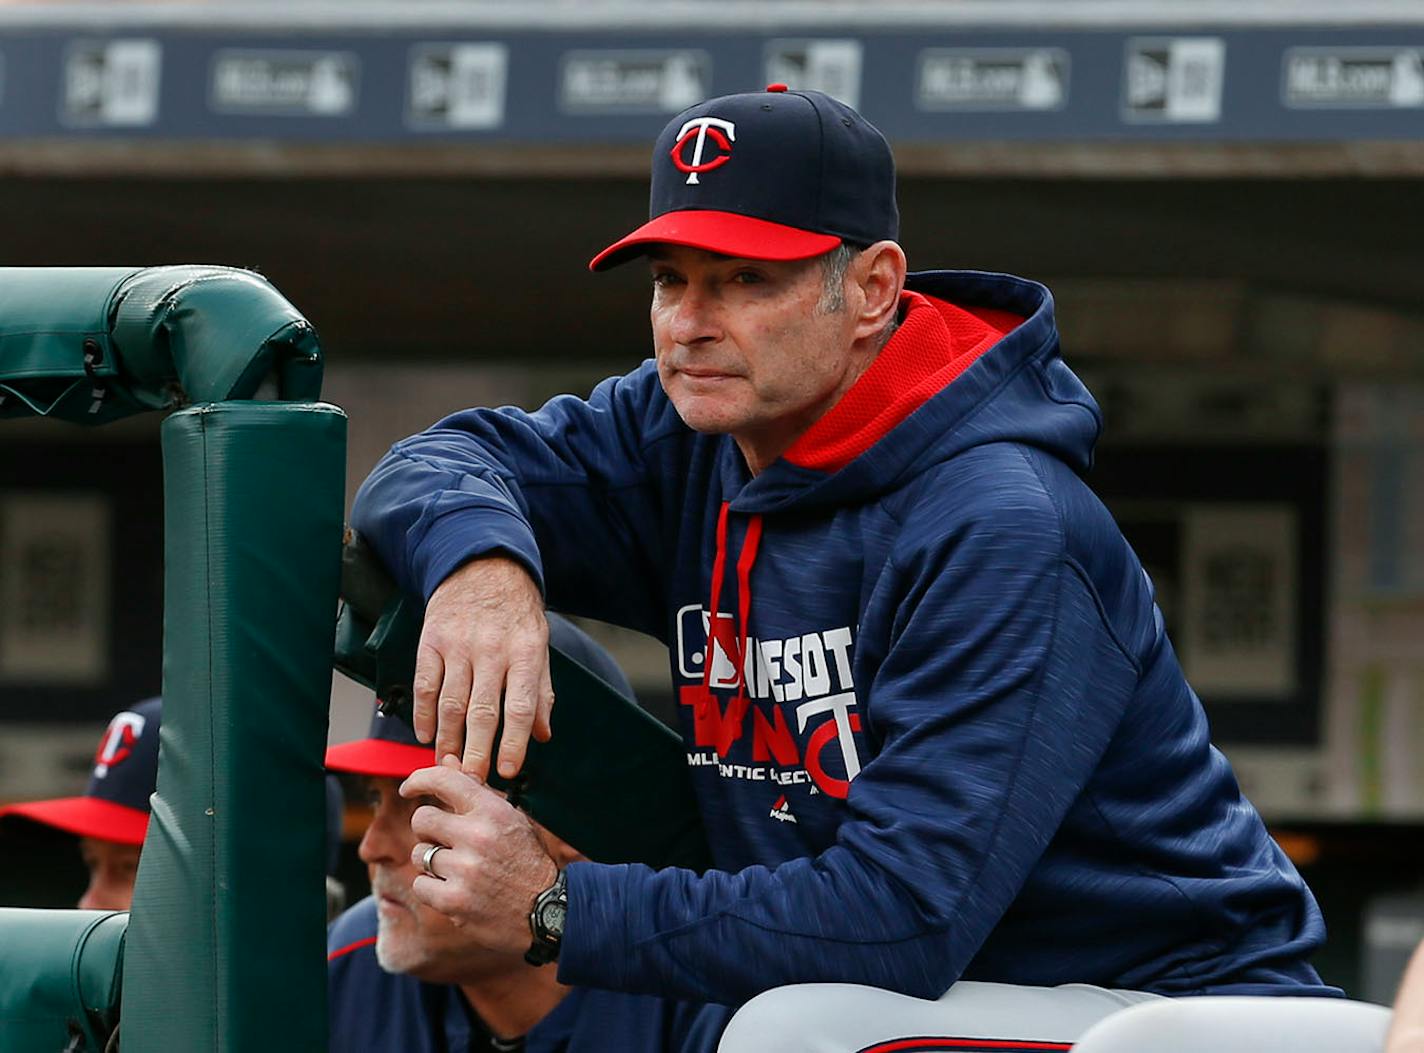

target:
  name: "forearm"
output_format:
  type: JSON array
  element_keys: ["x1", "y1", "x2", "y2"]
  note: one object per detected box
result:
[
  {"x1": 351, "y1": 432, "x2": 546, "y2": 601},
  {"x1": 558, "y1": 853, "x2": 961, "y2": 1004},
  {"x1": 350, "y1": 372, "x2": 677, "y2": 630}
]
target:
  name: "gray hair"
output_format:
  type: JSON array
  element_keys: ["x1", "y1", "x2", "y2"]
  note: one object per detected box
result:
[
  {"x1": 816, "y1": 243, "x2": 858, "y2": 314},
  {"x1": 817, "y1": 242, "x2": 900, "y2": 348}
]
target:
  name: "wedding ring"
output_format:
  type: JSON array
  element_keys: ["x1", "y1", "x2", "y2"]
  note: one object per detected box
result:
[{"x1": 421, "y1": 843, "x2": 445, "y2": 879}]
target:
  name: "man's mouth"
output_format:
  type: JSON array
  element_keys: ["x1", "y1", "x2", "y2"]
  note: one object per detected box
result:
[
  {"x1": 376, "y1": 895, "x2": 412, "y2": 918},
  {"x1": 678, "y1": 367, "x2": 738, "y2": 380},
  {"x1": 372, "y1": 880, "x2": 414, "y2": 914}
]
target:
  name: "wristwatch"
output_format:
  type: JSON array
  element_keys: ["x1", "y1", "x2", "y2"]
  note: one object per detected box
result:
[{"x1": 525, "y1": 868, "x2": 567, "y2": 966}]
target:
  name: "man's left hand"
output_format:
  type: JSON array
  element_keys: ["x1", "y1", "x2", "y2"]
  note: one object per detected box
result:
[{"x1": 402, "y1": 759, "x2": 559, "y2": 955}]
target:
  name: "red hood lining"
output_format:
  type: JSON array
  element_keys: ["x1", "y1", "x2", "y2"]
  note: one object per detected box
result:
[{"x1": 783, "y1": 290, "x2": 1023, "y2": 474}]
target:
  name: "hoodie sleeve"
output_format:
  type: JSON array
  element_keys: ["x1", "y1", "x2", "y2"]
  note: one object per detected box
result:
[
  {"x1": 349, "y1": 361, "x2": 683, "y2": 637},
  {"x1": 557, "y1": 469, "x2": 1142, "y2": 1003}
]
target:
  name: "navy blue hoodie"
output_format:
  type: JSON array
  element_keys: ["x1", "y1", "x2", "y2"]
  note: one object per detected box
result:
[{"x1": 352, "y1": 270, "x2": 1334, "y2": 1005}]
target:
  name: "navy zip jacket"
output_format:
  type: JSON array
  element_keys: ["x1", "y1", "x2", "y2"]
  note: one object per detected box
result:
[{"x1": 352, "y1": 269, "x2": 1334, "y2": 1005}]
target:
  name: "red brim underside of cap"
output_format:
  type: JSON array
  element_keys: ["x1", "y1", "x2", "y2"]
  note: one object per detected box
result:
[
  {"x1": 589, "y1": 210, "x2": 842, "y2": 271},
  {"x1": 324, "y1": 739, "x2": 436, "y2": 780},
  {"x1": 0, "y1": 797, "x2": 148, "y2": 845}
]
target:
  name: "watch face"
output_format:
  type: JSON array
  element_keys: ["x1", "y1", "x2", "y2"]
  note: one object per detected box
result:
[{"x1": 538, "y1": 900, "x2": 566, "y2": 937}]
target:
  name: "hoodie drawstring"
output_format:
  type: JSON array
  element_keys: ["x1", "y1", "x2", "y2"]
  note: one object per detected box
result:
[{"x1": 699, "y1": 502, "x2": 763, "y2": 754}]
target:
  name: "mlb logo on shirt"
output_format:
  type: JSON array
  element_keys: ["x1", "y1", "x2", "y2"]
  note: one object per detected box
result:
[{"x1": 675, "y1": 603, "x2": 741, "y2": 689}]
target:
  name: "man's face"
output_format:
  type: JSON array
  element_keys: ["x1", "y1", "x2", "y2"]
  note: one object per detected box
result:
[
  {"x1": 358, "y1": 777, "x2": 515, "y2": 983},
  {"x1": 77, "y1": 837, "x2": 140, "y2": 911},
  {"x1": 649, "y1": 245, "x2": 866, "y2": 469}
]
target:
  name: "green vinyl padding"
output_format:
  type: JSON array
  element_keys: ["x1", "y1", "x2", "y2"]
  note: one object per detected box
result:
[
  {"x1": 0, "y1": 908, "x2": 126, "y2": 1051},
  {"x1": 0, "y1": 265, "x2": 321, "y2": 424},
  {"x1": 336, "y1": 533, "x2": 712, "y2": 872},
  {"x1": 122, "y1": 401, "x2": 346, "y2": 1052}
]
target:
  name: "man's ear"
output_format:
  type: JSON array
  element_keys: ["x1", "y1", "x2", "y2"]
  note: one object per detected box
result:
[{"x1": 852, "y1": 241, "x2": 908, "y2": 342}]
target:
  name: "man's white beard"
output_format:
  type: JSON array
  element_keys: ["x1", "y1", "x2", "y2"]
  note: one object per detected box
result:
[{"x1": 374, "y1": 911, "x2": 424, "y2": 975}]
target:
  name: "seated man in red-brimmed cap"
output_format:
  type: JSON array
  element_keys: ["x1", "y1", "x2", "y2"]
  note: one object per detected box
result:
[
  {"x1": 0, "y1": 697, "x2": 161, "y2": 910},
  {"x1": 325, "y1": 615, "x2": 731, "y2": 1053}
]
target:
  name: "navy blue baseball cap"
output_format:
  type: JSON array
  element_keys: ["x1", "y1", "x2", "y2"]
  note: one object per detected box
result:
[
  {"x1": 589, "y1": 84, "x2": 899, "y2": 271},
  {"x1": 0, "y1": 697, "x2": 161, "y2": 846}
]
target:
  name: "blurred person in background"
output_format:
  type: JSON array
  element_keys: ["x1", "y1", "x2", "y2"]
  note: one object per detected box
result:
[
  {"x1": 0, "y1": 697, "x2": 161, "y2": 910},
  {"x1": 325, "y1": 614, "x2": 730, "y2": 1052},
  {"x1": 0, "y1": 695, "x2": 347, "y2": 919}
]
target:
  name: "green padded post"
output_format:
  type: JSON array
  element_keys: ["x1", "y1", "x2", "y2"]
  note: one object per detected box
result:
[{"x1": 122, "y1": 402, "x2": 346, "y2": 1052}]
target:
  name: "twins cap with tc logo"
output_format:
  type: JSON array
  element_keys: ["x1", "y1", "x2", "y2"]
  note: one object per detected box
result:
[
  {"x1": 588, "y1": 84, "x2": 899, "y2": 271},
  {"x1": 0, "y1": 697, "x2": 161, "y2": 846}
]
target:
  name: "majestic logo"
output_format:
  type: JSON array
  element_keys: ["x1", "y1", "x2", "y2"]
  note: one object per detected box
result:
[
  {"x1": 769, "y1": 795, "x2": 798, "y2": 824},
  {"x1": 670, "y1": 116, "x2": 735, "y2": 185},
  {"x1": 93, "y1": 710, "x2": 146, "y2": 779}
]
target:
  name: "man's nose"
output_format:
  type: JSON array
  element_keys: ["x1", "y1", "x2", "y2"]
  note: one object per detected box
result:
[
  {"x1": 357, "y1": 825, "x2": 384, "y2": 866},
  {"x1": 668, "y1": 284, "x2": 721, "y2": 346},
  {"x1": 358, "y1": 809, "x2": 401, "y2": 865}
]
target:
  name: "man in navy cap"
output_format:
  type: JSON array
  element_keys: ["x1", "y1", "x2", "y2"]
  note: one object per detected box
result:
[
  {"x1": 0, "y1": 697, "x2": 160, "y2": 910},
  {"x1": 350, "y1": 84, "x2": 1334, "y2": 1021}
]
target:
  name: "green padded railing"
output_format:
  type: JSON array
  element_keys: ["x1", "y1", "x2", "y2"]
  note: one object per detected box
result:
[
  {"x1": 0, "y1": 267, "x2": 342, "y2": 1053},
  {"x1": 0, "y1": 265, "x2": 321, "y2": 424},
  {"x1": 0, "y1": 909, "x2": 126, "y2": 1051}
]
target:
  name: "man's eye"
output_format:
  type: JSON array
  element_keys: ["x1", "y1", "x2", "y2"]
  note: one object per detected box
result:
[
  {"x1": 732, "y1": 270, "x2": 764, "y2": 284},
  {"x1": 651, "y1": 272, "x2": 681, "y2": 288}
]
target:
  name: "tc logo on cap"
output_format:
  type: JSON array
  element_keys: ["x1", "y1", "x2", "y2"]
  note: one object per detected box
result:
[
  {"x1": 670, "y1": 116, "x2": 736, "y2": 185},
  {"x1": 93, "y1": 710, "x2": 147, "y2": 779}
]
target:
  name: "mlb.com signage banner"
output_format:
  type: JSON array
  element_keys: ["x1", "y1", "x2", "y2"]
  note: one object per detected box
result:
[{"x1": 0, "y1": 20, "x2": 1420, "y2": 143}]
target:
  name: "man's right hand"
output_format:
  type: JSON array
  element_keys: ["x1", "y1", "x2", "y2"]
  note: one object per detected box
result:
[{"x1": 414, "y1": 555, "x2": 554, "y2": 780}]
